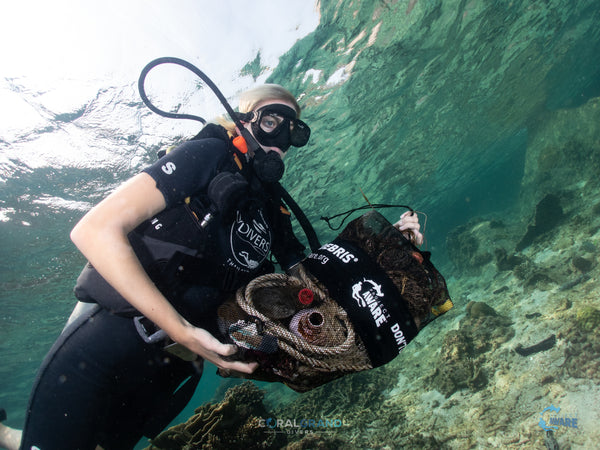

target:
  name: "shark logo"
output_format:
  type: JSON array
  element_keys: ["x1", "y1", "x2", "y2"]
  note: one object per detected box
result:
[
  {"x1": 351, "y1": 278, "x2": 389, "y2": 327},
  {"x1": 352, "y1": 279, "x2": 383, "y2": 307}
]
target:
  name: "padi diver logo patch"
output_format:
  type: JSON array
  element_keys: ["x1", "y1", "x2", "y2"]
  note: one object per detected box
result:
[
  {"x1": 229, "y1": 210, "x2": 271, "y2": 270},
  {"x1": 351, "y1": 278, "x2": 390, "y2": 327}
]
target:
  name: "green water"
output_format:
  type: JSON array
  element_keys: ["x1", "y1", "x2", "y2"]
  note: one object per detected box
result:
[{"x1": 2, "y1": 0, "x2": 600, "y2": 448}]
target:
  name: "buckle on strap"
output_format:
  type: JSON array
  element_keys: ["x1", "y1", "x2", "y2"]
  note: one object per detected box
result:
[{"x1": 134, "y1": 316, "x2": 167, "y2": 344}]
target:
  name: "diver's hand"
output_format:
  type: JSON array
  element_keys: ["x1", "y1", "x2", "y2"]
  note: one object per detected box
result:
[
  {"x1": 394, "y1": 211, "x2": 424, "y2": 246},
  {"x1": 178, "y1": 325, "x2": 258, "y2": 374}
]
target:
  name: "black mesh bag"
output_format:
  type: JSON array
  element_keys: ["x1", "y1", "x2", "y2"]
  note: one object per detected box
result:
[{"x1": 216, "y1": 210, "x2": 453, "y2": 392}]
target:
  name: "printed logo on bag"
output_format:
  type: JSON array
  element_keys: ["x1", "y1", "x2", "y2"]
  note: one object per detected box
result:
[
  {"x1": 390, "y1": 323, "x2": 408, "y2": 352},
  {"x1": 351, "y1": 278, "x2": 390, "y2": 327},
  {"x1": 320, "y1": 243, "x2": 359, "y2": 263},
  {"x1": 229, "y1": 210, "x2": 271, "y2": 270}
]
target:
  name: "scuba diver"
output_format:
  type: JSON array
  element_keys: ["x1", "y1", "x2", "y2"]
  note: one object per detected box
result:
[
  {"x1": 2, "y1": 57, "x2": 427, "y2": 450},
  {"x1": 17, "y1": 83, "x2": 307, "y2": 450}
]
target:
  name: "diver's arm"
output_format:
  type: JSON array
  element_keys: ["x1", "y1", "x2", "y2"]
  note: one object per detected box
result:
[
  {"x1": 0, "y1": 421, "x2": 21, "y2": 450},
  {"x1": 70, "y1": 173, "x2": 256, "y2": 373},
  {"x1": 394, "y1": 210, "x2": 424, "y2": 246}
]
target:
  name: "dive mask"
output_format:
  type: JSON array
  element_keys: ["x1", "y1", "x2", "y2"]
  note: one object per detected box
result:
[{"x1": 248, "y1": 104, "x2": 310, "y2": 152}]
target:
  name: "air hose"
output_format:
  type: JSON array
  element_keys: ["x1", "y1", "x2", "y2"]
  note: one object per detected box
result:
[{"x1": 138, "y1": 56, "x2": 260, "y2": 155}]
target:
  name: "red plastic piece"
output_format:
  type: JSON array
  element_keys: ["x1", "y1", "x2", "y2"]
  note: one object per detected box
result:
[{"x1": 298, "y1": 288, "x2": 314, "y2": 305}]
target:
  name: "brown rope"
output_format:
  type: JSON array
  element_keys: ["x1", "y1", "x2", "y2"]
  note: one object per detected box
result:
[{"x1": 234, "y1": 265, "x2": 372, "y2": 372}]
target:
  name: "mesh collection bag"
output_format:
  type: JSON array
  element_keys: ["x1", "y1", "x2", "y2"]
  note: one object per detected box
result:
[{"x1": 217, "y1": 210, "x2": 453, "y2": 392}]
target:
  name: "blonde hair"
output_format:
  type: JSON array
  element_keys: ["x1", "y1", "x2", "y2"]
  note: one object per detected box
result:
[{"x1": 216, "y1": 84, "x2": 301, "y2": 136}]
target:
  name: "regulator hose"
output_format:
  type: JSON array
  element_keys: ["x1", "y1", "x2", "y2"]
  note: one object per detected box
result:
[{"x1": 138, "y1": 56, "x2": 261, "y2": 156}]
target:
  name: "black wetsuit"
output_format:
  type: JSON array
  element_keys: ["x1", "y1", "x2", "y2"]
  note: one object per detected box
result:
[{"x1": 20, "y1": 125, "x2": 306, "y2": 450}]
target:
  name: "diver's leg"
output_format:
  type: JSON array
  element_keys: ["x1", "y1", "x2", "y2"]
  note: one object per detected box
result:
[
  {"x1": 22, "y1": 303, "x2": 202, "y2": 450},
  {"x1": 98, "y1": 345, "x2": 202, "y2": 448},
  {"x1": 19, "y1": 305, "x2": 108, "y2": 450}
]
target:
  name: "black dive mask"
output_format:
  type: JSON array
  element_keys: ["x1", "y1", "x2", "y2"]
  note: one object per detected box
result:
[
  {"x1": 138, "y1": 58, "x2": 307, "y2": 184},
  {"x1": 250, "y1": 104, "x2": 310, "y2": 152}
]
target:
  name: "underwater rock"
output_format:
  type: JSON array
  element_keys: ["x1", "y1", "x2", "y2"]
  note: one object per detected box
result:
[
  {"x1": 516, "y1": 194, "x2": 565, "y2": 251},
  {"x1": 520, "y1": 96, "x2": 600, "y2": 230},
  {"x1": 580, "y1": 240, "x2": 597, "y2": 254},
  {"x1": 146, "y1": 381, "x2": 286, "y2": 450},
  {"x1": 284, "y1": 434, "x2": 350, "y2": 450},
  {"x1": 512, "y1": 241, "x2": 590, "y2": 292},
  {"x1": 494, "y1": 248, "x2": 524, "y2": 271},
  {"x1": 466, "y1": 301, "x2": 498, "y2": 318},
  {"x1": 446, "y1": 224, "x2": 481, "y2": 267},
  {"x1": 524, "y1": 272, "x2": 555, "y2": 290},
  {"x1": 445, "y1": 220, "x2": 497, "y2": 273},
  {"x1": 428, "y1": 330, "x2": 483, "y2": 397},
  {"x1": 272, "y1": 367, "x2": 398, "y2": 448},
  {"x1": 572, "y1": 255, "x2": 594, "y2": 273},
  {"x1": 428, "y1": 302, "x2": 514, "y2": 397},
  {"x1": 559, "y1": 310, "x2": 600, "y2": 381},
  {"x1": 575, "y1": 306, "x2": 600, "y2": 332},
  {"x1": 461, "y1": 303, "x2": 514, "y2": 355}
]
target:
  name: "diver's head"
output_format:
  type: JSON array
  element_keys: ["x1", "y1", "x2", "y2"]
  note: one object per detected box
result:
[
  {"x1": 215, "y1": 84, "x2": 310, "y2": 183},
  {"x1": 241, "y1": 99, "x2": 310, "y2": 156},
  {"x1": 220, "y1": 84, "x2": 310, "y2": 155}
]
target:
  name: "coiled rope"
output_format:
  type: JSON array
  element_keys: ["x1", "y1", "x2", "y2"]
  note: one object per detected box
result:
[{"x1": 235, "y1": 265, "x2": 372, "y2": 372}]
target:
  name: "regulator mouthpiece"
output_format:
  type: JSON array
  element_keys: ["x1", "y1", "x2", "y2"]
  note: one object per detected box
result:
[{"x1": 252, "y1": 150, "x2": 285, "y2": 183}]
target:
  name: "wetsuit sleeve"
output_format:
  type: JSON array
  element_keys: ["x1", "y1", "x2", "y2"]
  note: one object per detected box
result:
[
  {"x1": 143, "y1": 138, "x2": 229, "y2": 207},
  {"x1": 270, "y1": 206, "x2": 307, "y2": 270}
]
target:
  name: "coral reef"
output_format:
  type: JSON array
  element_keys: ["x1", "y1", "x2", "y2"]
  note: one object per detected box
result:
[
  {"x1": 146, "y1": 382, "x2": 286, "y2": 450},
  {"x1": 575, "y1": 306, "x2": 600, "y2": 331},
  {"x1": 273, "y1": 366, "x2": 398, "y2": 448},
  {"x1": 554, "y1": 306, "x2": 600, "y2": 382},
  {"x1": 428, "y1": 302, "x2": 514, "y2": 397},
  {"x1": 283, "y1": 434, "x2": 350, "y2": 450},
  {"x1": 445, "y1": 222, "x2": 491, "y2": 272}
]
